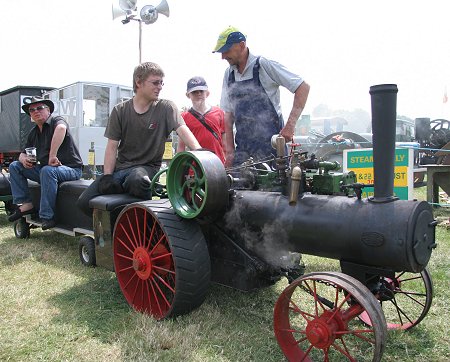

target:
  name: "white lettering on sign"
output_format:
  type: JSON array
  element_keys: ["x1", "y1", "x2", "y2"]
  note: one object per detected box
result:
[
  {"x1": 57, "y1": 98, "x2": 77, "y2": 117},
  {"x1": 20, "y1": 96, "x2": 77, "y2": 118}
]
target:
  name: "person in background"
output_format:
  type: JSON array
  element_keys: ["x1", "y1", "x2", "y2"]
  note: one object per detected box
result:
[
  {"x1": 8, "y1": 96, "x2": 83, "y2": 230},
  {"x1": 213, "y1": 26, "x2": 310, "y2": 167},
  {"x1": 77, "y1": 62, "x2": 201, "y2": 216},
  {"x1": 177, "y1": 76, "x2": 226, "y2": 164}
]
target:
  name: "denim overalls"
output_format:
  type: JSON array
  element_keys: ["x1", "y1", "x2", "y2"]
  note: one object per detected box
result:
[{"x1": 228, "y1": 57, "x2": 283, "y2": 166}]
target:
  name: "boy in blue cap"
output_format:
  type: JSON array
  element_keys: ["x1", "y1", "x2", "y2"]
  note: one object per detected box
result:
[{"x1": 177, "y1": 76, "x2": 226, "y2": 164}]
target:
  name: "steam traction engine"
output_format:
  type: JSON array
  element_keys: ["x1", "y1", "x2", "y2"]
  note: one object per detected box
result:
[
  {"x1": 110, "y1": 85, "x2": 436, "y2": 361},
  {"x1": 3, "y1": 85, "x2": 436, "y2": 361}
]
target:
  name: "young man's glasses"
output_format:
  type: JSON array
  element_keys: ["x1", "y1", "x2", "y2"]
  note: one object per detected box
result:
[
  {"x1": 146, "y1": 80, "x2": 164, "y2": 87},
  {"x1": 29, "y1": 105, "x2": 48, "y2": 113}
]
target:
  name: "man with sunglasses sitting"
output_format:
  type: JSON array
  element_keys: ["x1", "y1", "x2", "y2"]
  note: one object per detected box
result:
[
  {"x1": 8, "y1": 96, "x2": 83, "y2": 230},
  {"x1": 77, "y1": 62, "x2": 202, "y2": 216}
]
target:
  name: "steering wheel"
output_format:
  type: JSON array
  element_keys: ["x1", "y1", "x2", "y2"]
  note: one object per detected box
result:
[
  {"x1": 150, "y1": 168, "x2": 168, "y2": 198},
  {"x1": 430, "y1": 119, "x2": 450, "y2": 148},
  {"x1": 430, "y1": 119, "x2": 450, "y2": 131},
  {"x1": 314, "y1": 131, "x2": 372, "y2": 162}
]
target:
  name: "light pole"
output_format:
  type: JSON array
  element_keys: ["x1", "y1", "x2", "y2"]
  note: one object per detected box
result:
[{"x1": 112, "y1": 0, "x2": 170, "y2": 64}]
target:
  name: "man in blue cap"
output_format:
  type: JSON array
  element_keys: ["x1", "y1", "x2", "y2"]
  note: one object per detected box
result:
[{"x1": 213, "y1": 26, "x2": 310, "y2": 167}]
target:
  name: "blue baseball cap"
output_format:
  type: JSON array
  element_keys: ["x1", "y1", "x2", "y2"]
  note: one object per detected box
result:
[
  {"x1": 212, "y1": 26, "x2": 246, "y2": 53},
  {"x1": 186, "y1": 76, "x2": 208, "y2": 93}
]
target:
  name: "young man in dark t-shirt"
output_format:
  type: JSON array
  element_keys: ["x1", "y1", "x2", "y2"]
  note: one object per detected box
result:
[{"x1": 77, "y1": 62, "x2": 201, "y2": 216}]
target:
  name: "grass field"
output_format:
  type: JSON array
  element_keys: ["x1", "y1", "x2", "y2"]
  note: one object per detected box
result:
[{"x1": 0, "y1": 188, "x2": 449, "y2": 362}]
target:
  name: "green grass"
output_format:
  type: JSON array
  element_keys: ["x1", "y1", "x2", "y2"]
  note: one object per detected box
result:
[{"x1": 0, "y1": 188, "x2": 449, "y2": 362}]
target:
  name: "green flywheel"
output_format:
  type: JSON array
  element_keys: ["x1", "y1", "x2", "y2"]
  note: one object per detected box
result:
[{"x1": 166, "y1": 150, "x2": 229, "y2": 219}]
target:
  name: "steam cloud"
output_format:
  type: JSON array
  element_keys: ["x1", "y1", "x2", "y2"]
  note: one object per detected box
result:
[{"x1": 224, "y1": 201, "x2": 299, "y2": 269}]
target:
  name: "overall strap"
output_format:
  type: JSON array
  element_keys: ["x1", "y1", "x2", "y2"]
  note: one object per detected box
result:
[{"x1": 252, "y1": 56, "x2": 261, "y2": 85}]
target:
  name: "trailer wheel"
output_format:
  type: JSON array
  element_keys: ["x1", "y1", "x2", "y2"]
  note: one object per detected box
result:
[
  {"x1": 113, "y1": 199, "x2": 210, "y2": 319},
  {"x1": 359, "y1": 269, "x2": 433, "y2": 330},
  {"x1": 14, "y1": 218, "x2": 30, "y2": 239},
  {"x1": 274, "y1": 271, "x2": 387, "y2": 362},
  {"x1": 79, "y1": 236, "x2": 96, "y2": 267},
  {"x1": 166, "y1": 150, "x2": 228, "y2": 219}
]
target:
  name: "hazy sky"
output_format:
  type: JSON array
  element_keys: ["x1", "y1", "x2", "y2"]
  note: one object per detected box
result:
[{"x1": 1, "y1": 0, "x2": 449, "y2": 121}]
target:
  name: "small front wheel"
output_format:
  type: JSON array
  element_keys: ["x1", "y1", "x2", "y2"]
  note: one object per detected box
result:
[
  {"x1": 79, "y1": 236, "x2": 96, "y2": 267},
  {"x1": 14, "y1": 218, "x2": 30, "y2": 239},
  {"x1": 274, "y1": 272, "x2": 387, "y2": 361}
]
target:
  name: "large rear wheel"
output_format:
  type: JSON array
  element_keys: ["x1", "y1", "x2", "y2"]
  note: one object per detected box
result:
[
  {"x1": 113, "y1": 199, "x2": 210, "y2": 319},
  {"x1": 274, "y1": 272, "x2": 387, "y2": 361}
]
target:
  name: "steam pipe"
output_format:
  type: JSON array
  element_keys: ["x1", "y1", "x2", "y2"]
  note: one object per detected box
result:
[
  {"x1": 289, "y1": 166, "x2": 302, "y2": 205},
  {"x1": 274, "y1": 135, "x2": 288, "y2": 187},
  {"x1": 369, "y1": 84, "x2": 398, "y2": 202},
  {"x1": 275, "y1": 135, "x2": 286, "y2": 157}
]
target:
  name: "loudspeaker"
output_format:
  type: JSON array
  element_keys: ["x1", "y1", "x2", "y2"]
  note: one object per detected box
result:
[
  {"x1": 119, "y1": 0, "x2": 137, "y2": 11},
  {"x1": 112, "y1": 4, "x2": 128, "y2": 20},
  {"x1": 140, "y1": 0, "x2": 170, "y2": 24},
  {"x1": 112, "y1": 0, "x2": 137, "y2": 20},
  {"x1": 155, "y1": 0, "x2": 170, "y2": 17}
]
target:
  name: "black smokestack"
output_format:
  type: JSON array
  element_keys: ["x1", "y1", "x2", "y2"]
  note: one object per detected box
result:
[{"x1": 369, "y1": 84, "x2": 398, "y2": 202}]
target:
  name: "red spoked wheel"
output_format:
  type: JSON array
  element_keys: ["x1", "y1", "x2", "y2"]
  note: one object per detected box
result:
[
  {"x1": 113, "y1": 199, "x2": 211, "y2": 319},
  {"x1": 359, "y1": 269, "x2": 433, "y2": 330},
  {"x1": 274, "y1": 272, "x2": 387, "y2": 362}
]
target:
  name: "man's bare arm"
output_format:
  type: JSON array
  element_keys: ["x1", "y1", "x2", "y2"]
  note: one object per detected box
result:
[{"x1": 280, "y1": 81, "x2": 310, "y2": 141}]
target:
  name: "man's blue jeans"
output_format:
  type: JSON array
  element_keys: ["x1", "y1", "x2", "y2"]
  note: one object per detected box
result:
[{"x1": 9, "y1": 161, "x2": 82, "y2": 220}]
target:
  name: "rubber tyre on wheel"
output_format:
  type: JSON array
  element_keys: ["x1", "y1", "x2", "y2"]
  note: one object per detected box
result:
[
  {"x1": 113, "y1": 199, "x2": 211, "y2": 319},
  {"x1": 14, "y1": 218, "x2": 30, "y2": 239},
  {"x1": 79, "y1": 236, "x2": 96, "y2": 267}
]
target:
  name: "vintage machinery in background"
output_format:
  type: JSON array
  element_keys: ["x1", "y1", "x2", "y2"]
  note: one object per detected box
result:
[
  {"x1": 305, "y1": 115, "x2": 450, "y2": 171},
  {"x1": 310, "y1": 130, "x2": 373, "y2": 164},
  {"x1": 3, "y1": 85, "x2": 437, "y2": 361},
  {"x1": 415, "y1": 117, "x2": 450, "y2": 165}
]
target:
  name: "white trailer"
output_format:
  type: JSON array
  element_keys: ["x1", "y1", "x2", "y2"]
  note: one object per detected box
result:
[{"x1": 44, "y1": 81, "x2": 133, "y2": 169}]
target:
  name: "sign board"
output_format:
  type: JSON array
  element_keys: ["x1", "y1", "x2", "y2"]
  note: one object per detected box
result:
[
  {"x1": 163, "y1": 141, "x2": 173, "y2": 160},
  {"x1": 343, "y1": 147, "x2": 414, "y2": 200}
]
